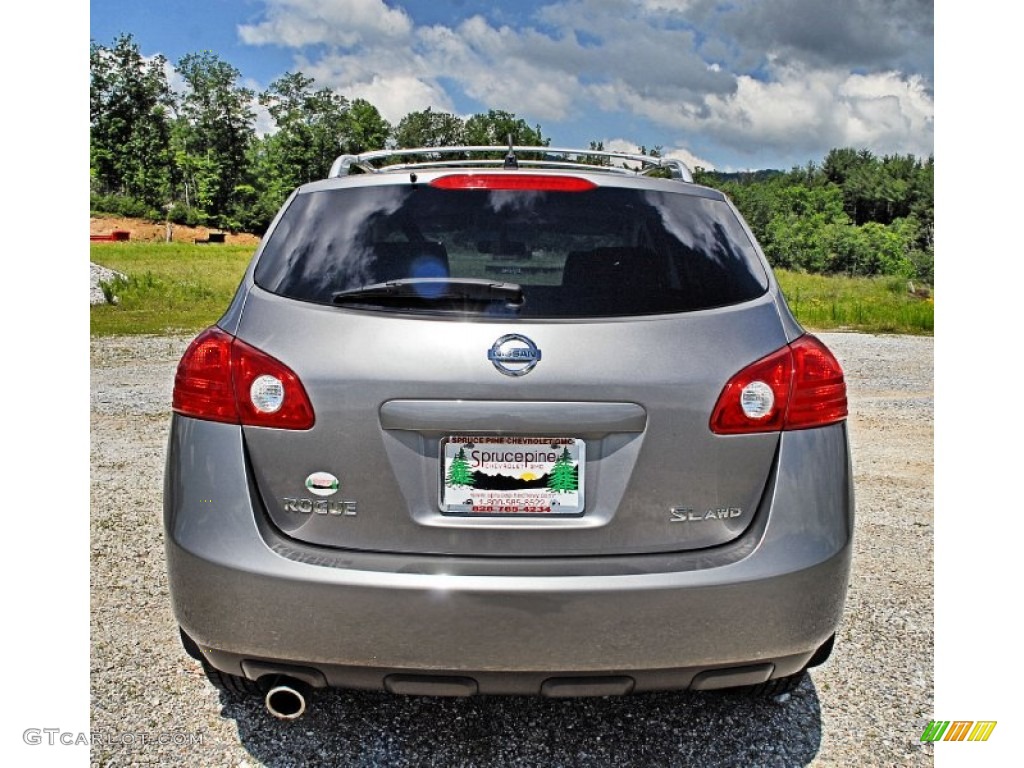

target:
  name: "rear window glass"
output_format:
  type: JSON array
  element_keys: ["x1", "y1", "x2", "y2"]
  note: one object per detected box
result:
[{"x1": 253, "y1": 183, "x2": 769, "y2": 318}]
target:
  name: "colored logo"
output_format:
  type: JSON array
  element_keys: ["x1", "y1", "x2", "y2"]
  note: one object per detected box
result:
[
  {"x1": 305, "y1": 471, "x2": 340, "y2": 497},
  {"x1": 488, "y1": 334, "x2": 541, "y2": 377},
  {"x1": 920, "y1": 720, "x2": 997, "y2": 742}
]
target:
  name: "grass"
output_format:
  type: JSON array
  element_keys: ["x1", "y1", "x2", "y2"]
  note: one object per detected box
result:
[
  {"x1": 91, "y1": 243, "x2": 256, "y2": 335},
  {"x1": 90, "y1": 243, "x2": 934, "y2": 336},
  {"x1": 776, "y1": 270, "x2": 933, "y2": 335}
]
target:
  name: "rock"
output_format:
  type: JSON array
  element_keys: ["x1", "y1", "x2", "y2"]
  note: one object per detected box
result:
[{"x1": 91, "y1": 263, "x2": 126, "y2": 305}]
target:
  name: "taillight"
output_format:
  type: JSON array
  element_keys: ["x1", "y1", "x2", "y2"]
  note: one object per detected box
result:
[
  {"x1": 172, "y1": 328, "x2": 236, "y2": 424},
  {"x1": 172, "y1": 327, "x2": 315, "y2": 429},
  {"x1": 429, "y1": 174, "x2": 596, "y2": 192},
  {"x1": 785, "y1": 336, "x2": 848, "y2": 429},
  {"x1": 710, "y1": 335, "x2": 847, "y2": 434}
]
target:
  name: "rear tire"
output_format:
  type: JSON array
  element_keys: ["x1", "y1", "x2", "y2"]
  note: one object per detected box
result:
[
  {"x1": 741, "y1": 670, "x2": 807, "y2": 698},
  {"x1": 179, "y1": 626, "x2": 264, "y2": 697},
  {"x1": 806, "y1": 634, "x2": 836, "y2": 668},
  {"x1": 178, "y1": 627, "x2": 204, "y2": 661},
  {"x1": 201, "y1": 662, "x2": 264, "y2": 697},
  {"x1": 735, "y1": 633, "x2": 835, "y2": 698}
]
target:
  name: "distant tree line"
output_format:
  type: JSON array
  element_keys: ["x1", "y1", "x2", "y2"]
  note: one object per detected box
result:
[
  {"x1": 91, "y1": 34, "x2": 933, "y2": 282},
  {"x1": 694, "y1": 150, "x2": 934, "y2": 282},
  {"x1": 90, "y1": 34, "x2": 544, "y2": 234}
]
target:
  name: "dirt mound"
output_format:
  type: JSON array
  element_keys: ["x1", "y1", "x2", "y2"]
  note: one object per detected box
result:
[{"x1": 90, "y1": 216, "x2": 261, "y2": 246}]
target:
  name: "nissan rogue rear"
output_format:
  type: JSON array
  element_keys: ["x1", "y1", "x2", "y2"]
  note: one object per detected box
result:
[{"x1": 164, "y1": 146, "x2": 853, "y2": 718}]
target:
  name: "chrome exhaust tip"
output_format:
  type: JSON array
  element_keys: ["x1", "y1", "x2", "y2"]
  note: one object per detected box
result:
[{"x1": 264, "y1": 682, "x2": 308, "y2": 720}]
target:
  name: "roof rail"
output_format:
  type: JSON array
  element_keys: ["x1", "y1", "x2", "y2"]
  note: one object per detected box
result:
[{"x1": 328, "y1": 146, "x2": 694, "y2": 183}]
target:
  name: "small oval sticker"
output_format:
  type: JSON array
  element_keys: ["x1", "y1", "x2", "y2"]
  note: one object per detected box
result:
[{"x1": 305, "y1": 471, "x2": 339, "y2": 497}]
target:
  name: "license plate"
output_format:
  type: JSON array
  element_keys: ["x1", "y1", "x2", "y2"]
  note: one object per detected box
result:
[{"x1": 441, "y1": 436, "x2": 585, "y2": 516}]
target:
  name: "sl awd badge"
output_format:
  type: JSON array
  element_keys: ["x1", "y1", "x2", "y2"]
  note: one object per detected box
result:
[
  {"x1": 670, "y1": 507, "x2": 743, "y2": 522},
  {"x1": 488, "y1": 334, "x2": 541, "y2": 377}
]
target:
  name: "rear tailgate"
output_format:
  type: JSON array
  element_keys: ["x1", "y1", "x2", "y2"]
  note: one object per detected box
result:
[{"x1": 239, "y1": 288, "x2": 787, "y2": 556}]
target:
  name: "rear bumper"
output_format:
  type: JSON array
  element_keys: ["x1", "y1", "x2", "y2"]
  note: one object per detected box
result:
[{"x1": 165, "y1": 417, "x2": 853, "y2": 694}]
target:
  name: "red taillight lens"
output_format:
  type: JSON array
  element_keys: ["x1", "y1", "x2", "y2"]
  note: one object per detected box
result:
[
  {"x1": 172, "y1": 328, "x2": 236, "y2": 424},
  {"x1": 429, "y1": 174, "x2": 597, "y2": 192},
  {"x1": 172, "y1": 327, "x2": 315, "y2": 429},
  {"x1": 710, "y1": 335, "x2": 847, "y2": 434},
  {"x1": 785, "y1": 335, "x2": 848, "y2": 429}
]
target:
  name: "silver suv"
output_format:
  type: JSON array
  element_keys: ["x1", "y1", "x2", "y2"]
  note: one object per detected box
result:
[{"x1": 165, "y1": 146, "x2": 852, "y2": 720}]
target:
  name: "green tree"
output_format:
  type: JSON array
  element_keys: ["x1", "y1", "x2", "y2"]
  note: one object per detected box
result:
[
  {"x1": 233, "y1": 139, "x2": 286, "y2": 232},
  {"x1": 761, "y1": 184, "x2": 850, "y2": 271},
  {"x1": 446, "y1": 448, "x2": 474, "y2": 488},
  {"x1": 702, "y1": 151, "x2": 933, "y2": 281},
  {"x1": 342, "y1": 99, "x2": 391, "y2": 154},
  {"x1": 830, "y1": 221, "x2": 915, "y2": 278},
  {"x1": 908, "y1": 155, "x2": 934, "y2": 257},
  {"x1": 90, "y1": 34, "x2": 173, "y2": 210},
  {"x1": 581, "y1": 140, "x2": 611, "y2": 167},
  {"x1": 173, "y1": 51, "x2": 256, "y2": 228},
  {"x1": 250, "y1": 80, "x2": 390, "y2": 231},
  {"x1": 547, "y1": 448, "x2": 578, "y2": 493},
  {"x1": 464, "y1": 109, "x2": 546, "y2": 147},
  {"x1": 823, "y1": 148, "x2": 929, "y2": 226},
  {"x1": 393, "y1": 108, "x2": 466, "y2": 148},
  {"x1": 260, "y1": 72, "x2": 355, "y2": 186}
]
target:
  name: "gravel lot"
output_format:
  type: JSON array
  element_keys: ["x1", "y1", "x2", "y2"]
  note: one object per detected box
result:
[{"x1": 90, "y1": 331, "x2": 933, "y2": 767}]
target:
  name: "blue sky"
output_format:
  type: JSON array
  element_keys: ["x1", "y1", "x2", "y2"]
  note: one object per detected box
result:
[{"x1": 90, "y1": 0, "x2": 934, "y2": 172}]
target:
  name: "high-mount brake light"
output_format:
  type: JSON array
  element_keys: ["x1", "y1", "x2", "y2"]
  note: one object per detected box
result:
[
  {"x1": 710, "y1": 335, "x2": 847, "y2": 434},
  {"x1": 172, "y1": 327, "x2": 315, "y2": 429},
  {"x1": 429, "y1": 174, "x2": 597, "y2": 192}
]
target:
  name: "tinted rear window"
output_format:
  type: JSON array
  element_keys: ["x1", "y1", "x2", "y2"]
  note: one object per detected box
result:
[{"x1": 254, "y1": 183, "x2": 769, "y2": 318}]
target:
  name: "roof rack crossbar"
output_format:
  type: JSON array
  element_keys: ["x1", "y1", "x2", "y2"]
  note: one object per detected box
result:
[
  {"x1": 378, "y1": 158, "x2": 640, "y2": 175},
  {"x1": 327, "y1": 146, "x2": 693, "y2": 182}
]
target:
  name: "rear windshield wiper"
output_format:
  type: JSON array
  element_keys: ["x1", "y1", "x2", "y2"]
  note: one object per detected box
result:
[{"x1": 333, "y1": 278, "x2": 524, "y2": 307}]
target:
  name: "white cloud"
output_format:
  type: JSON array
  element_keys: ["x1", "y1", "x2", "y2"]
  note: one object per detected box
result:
[
  {"x1": 838, "y1": 72, "x2": 934, "y2": 149},
  {"x1": 580, "y1": 59, "x2": 932, "y2": 164},
  {"x1": 693, "y1": 64, "x2": 933, "y2": 157},
  {"x1": 342, "y1": 75, "x2": 455, "y2": 124},
  {"x1": 157, "y1": 56, "x2": 187, "y2": 98},
  {"x1": 252, "y1": 99, "x2": 276, "y2": 138},
  {"x1": 292, "y1": 44, "x2": 454, "y2": 124},
  {"x1": 459, "y1": 62, "x2": 579, "y2": 123},
  {"x1": 239, "y1": 0, "x2": 413, "y2": 48},
  {"x1": 662, "y1": 146, "x2": 716, "y2": 172},
  {"x1": 639, "y1": 0, "x2": 705, "y2": 12},
  {"x1": 235, "y1": 0, "x2": 933, "y2": 167},
  {"x1": 418, "y1": 17, "x2": 584, "y2": 121},
  {"x1": 603, "y1": 138, "x2": 716, "y2": 172},
  {"x1": 601, "y1": 137, "x2": 654, "y2": 161},
  {"x1": 401, "y1": 16, "x2": 589, "y2": 122}
]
